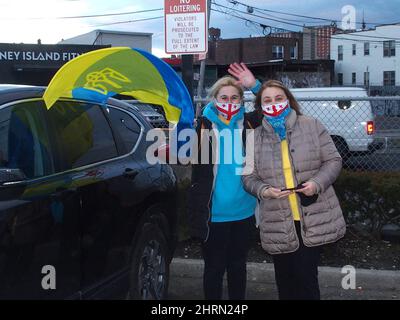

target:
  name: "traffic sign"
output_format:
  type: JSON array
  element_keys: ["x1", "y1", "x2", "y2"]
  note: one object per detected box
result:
[{"x1": 164, "y1": 0, "x2": 208, "y2": 55}]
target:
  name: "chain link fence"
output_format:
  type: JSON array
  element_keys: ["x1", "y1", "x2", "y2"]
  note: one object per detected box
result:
[
  {"x1": 194, "y1": 96, "x2": 400, "y2": 172},
  {"x1": 190, "y1": 95, "x2": 400, "y2": 240},
  {"x1": 297, "y1": 97, "x2": 400, "y2": 172}
]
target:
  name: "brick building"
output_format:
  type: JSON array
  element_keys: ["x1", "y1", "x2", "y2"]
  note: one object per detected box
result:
[
  {"x1": 164, "y1": 29, "x2": 335, "y2": 95},
  {"x1": 210, "y1": 33, "x2": 303, "y2": 64},
  {"x1": 199, "y1": 33, "x2": 334, "y2": 91},
  {"x1": 303, "y1": 25, "x2": 337, "y2": 60}
]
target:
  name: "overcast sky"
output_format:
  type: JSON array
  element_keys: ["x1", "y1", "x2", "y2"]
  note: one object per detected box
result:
[{"x1": 0, "y1": 0, "x2": 399, "y2": 57}]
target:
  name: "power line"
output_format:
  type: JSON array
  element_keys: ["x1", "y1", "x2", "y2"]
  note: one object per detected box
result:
[
  {"x1": 214, "y1": 3, "x2": 272, "y2": 35},
  {"x1": 211, "y1": 7, "x2": 298, "y2": 35},
  {"x1": 58, "y1": 8, "x2": 163, "y2": 19},
  {"x1": 213, "y1": 1, "x2": 310, "y2": 29},
  {"x1": 224, "y1": 0, "x2": 331, "y2": 25},
  {"x1": 212, "y1": 1, "x2": 400, "y2": 42},
  {"x1": 0, "y1": 8, "x2": 163, "y2": 20},
  {"x1": 253, "y1": 8, "x2": 334, "y2": 26},
  {"x1": 211, "y1": 7, "x2": 271, "y2": 35},
  {"x1": 249, "y1": 5, "x2": 400, "y2": 41},
  {"x1": 211, "y1": 7, "x2": 400, "y2": 46},
  {"x1": 214, "y1": 1, "x2": 400, "y2": 40},
  {"x1": 227, "y1": 0, "x2": 390, "y2": 26},
  {"x1": 90, "y1": 16, "x2": 163, "y2": 28}
]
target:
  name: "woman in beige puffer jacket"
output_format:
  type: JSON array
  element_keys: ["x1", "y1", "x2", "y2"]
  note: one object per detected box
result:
[{"x1": 242, "y1": 80, "x2": 346, "y2": 300}]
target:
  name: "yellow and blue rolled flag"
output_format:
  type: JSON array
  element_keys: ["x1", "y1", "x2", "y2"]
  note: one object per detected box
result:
[{"x1": 43, "y1": 47, "x2": 194, "y2": 130}]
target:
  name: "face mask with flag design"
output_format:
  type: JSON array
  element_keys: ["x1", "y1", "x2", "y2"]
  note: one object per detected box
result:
[
  {"x1": 261, "y1": 100, "x2": 289, "y2": 118},
  {"x1": 214, "y1": 101, "x2": 241, "y2": 121}
]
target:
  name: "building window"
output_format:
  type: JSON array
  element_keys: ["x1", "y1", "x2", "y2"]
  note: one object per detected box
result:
[
  {"x1": 338, "y1": 73, "x2": 343, "y2": 85},
  {"x1": 272, "y1": 45, "x2": 284, "y2": 59},
  {"x1": 364, "y1": 42, "x2": 370, "y2": 56},
  {"x1": 290, "y1": 46, "x2": 297, "y2": 59},
  {"x1": 364, "y1": 72, "x2": 370, "y2": 86},
  {"x1": 338, "y1": 45, "x2": 343, "y2": 61},
  {"x1": 352, "y1": 44, "x2": 356, "y2": 55},
  {"x1": 352, "y1": 72, "x2": 356, "y2": 85},
  {"x1": 383, "y1": 41, "x2": 396, "y2": 57},
  {"x1": 383, "y1": 71, "x2": 395, "y2": 86}
]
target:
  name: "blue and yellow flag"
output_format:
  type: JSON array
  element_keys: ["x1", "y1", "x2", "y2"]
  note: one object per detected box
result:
[{"x1": 43, "y1": 47, "x2": 194, "y2": 128}]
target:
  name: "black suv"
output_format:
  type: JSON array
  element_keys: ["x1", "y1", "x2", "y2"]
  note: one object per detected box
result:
[{"x1": 0, "y1": 85, "x2": 178, "y2": 299}]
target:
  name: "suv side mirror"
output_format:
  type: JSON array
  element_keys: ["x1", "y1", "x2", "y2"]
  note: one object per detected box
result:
[{"x1": 0, "y1": 168, "x2": 27, "y2": 201}]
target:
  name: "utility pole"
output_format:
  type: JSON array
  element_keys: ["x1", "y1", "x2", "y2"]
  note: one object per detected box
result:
[
  {"x1": 362, "y1": 10, "x2": 366, "y2": 30},
  {"x1": 182, "y1": 54, "x2": 194, "y2": 105},
  {"x1": 195, "y1": 0, "x2": 211, "y2": 117}
]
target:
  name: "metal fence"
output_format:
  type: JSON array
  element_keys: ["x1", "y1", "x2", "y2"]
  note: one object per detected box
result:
[{"x1": 194, "y1": 96, "x2": 400, "y2": 172}]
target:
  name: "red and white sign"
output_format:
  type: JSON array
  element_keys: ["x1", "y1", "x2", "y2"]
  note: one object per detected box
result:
[{"x1": 164, "y1": 0, "x2": 208, "y2": 55}]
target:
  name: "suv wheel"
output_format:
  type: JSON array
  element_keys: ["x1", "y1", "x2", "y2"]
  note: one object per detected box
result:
[{"x1": 129, "y1": 222, "x2": 169, "y2": 300}]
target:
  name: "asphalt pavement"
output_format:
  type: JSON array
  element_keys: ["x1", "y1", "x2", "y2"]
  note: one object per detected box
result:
[{"x1": 168, "y1": 258, "x2": 400, "y2": 300}]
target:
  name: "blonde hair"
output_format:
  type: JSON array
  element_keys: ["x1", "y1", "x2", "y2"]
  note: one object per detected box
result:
[{"x1": 207, "y1": 76, "x2": 244, "y2": 101}]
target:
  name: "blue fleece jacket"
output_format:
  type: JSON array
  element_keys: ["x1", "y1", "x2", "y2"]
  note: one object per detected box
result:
[{"x1": 203, "y1": 103, "x2": 256, "y2": 222}]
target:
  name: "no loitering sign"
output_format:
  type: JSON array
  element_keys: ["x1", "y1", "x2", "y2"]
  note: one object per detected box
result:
[{"x1": 164, "y1": 0, "x2": 208, "y2": 55}]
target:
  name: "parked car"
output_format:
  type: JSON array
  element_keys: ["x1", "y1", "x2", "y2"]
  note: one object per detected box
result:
[
  {"x1": 122, "y1": 100, "x2": 169, "y2": 129},
  {"x1": 291, "y1": 87, "x2": 382, "y2": 159},
  {"x1": 243, "y1": 87, "x2": 382, "y2": 159},
  {"x1": 0, "y1": 85, "x2": 178, "y2": 299}
]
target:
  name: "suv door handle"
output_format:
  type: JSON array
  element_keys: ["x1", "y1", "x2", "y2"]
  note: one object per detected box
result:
[{"x1": 123, "y1": 168, "x2": 139, "y2": 180}]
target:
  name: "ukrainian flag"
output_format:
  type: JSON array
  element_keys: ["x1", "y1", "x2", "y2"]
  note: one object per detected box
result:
[{"x1": 43, "y1": 47, "x2": 194, "y2": 129}]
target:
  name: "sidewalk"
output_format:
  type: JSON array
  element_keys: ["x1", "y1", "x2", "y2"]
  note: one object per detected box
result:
[{"x1": 169, "y1": 258, "x2": 400, "y2": 300}]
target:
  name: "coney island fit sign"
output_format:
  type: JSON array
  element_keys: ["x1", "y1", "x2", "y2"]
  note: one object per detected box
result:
[{"x1": 164, "y1": 0, "x2": 208, "y2": 54}]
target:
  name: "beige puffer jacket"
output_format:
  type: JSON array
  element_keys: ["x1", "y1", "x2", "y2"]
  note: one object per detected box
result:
[{"x1": 242, "y1": 110, "x2": 346, "y2": 255}]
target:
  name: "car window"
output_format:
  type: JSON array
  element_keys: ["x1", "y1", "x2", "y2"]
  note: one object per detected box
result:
[
  {"x1": 0, "y1": 101, "x2": 54, "y2": 179},
  {"x1": 106, "y1": 107, "x2": 142, "y2": 154},
  {"x1": 46, "y1": 100, "x2": 118, "y2": 170}
]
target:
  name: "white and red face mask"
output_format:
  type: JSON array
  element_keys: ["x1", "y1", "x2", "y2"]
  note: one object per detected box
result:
[
  {"x1": 214, "y1": 101, "x2": 241, "y2": 121},
  {"x1": 261, "y1": 100, "x2": 289, "y2": 117}
]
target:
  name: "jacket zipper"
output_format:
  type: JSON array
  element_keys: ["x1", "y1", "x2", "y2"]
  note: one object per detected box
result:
[
  {"x1": 204, "y1": 118, "x2": 246, "y2": 242},
  {"x1": 286, "y1": 131, "x2": 307, "y2": 234}
]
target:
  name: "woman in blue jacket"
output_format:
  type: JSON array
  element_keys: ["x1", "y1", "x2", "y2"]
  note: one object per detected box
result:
[{"x1": 187, "y1": 63, "x2": 261, "y2": 300}]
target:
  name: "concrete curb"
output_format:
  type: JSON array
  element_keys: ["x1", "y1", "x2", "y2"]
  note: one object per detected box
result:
[{"x1": 170, "y1": 258, "x2": 400, "y2": 300}]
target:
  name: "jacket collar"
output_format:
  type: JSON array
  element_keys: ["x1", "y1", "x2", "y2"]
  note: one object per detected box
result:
[{"x1": 261, "y1": 109, "x2": 298, "y2": 134}]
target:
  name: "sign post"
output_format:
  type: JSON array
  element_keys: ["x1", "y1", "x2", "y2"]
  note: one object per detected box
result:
[
  {"x1": 195, "y1": 0, "x2": 211, "y2": 117},
  {"x1": 164, "y1": 0, "x2": 208, "y2": 55}
]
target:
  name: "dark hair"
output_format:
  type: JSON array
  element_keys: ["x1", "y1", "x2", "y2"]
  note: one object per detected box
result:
[{"x1": 254, "y1": 80, "x2": 302, "y2": 116}]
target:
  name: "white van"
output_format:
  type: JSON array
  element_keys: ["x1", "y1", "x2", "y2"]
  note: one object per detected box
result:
[{"x1": 244, "y1": 87, "x2": 381, "y2": 158}]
